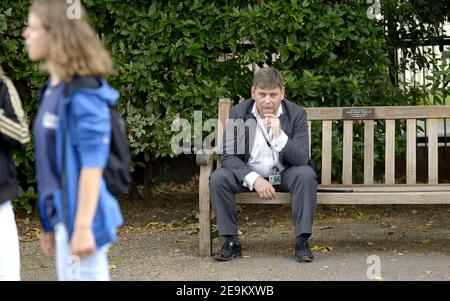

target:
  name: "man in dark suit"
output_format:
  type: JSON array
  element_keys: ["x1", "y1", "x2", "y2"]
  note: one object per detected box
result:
[{"x1": 210, "y1": 67, "x2": 317, "y2": 262}]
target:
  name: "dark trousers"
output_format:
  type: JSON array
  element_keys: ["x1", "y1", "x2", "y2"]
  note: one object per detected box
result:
[{"x1": 210, "y1": 165, "x2": 317, "y2": 237}]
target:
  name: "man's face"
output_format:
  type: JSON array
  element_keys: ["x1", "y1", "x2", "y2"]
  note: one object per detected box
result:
[{"x1": 251, "y1": 85, "x2": 285, "y2": 116}]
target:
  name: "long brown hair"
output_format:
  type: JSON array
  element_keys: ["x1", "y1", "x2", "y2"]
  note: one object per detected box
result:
[{"x1": 30, "y1": 0, "x2": 113, "y2": 81}]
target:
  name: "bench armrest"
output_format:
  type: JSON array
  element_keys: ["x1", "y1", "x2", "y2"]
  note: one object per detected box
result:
[{"x1": 196, "y1": 152, "x2": 218, "y2": 166}]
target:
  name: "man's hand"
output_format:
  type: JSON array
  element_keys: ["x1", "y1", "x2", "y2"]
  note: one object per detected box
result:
[
  {"x1": 254, "y1": 176, "x2": 276, "y2": 200},
  {"x1": 263, "y1": 113, "x2": 282, "y2": 138},
  {"x1": 40, "y1": 231, "x2": 55, "y2": 256},
  {"x1": 71, "y1": 227, "x2": 95, "y2": 258}
]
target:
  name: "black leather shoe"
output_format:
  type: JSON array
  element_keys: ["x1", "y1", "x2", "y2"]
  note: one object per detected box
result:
[
  {"x1": 213, "y1": 240, "x2": 242, "y2": 261},
  {"x1": 295, "y1": 240, "x2": 314, "y2": 262}
]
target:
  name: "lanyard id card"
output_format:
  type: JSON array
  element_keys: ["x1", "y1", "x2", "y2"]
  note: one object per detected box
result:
[{"x1": 269, "y1": 166, "x2": 281, "y2": 185}]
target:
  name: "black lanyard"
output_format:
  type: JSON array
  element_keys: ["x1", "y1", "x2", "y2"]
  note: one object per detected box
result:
[{"x1": 255, "y1": 117, "x2": 272, "y2": 147}]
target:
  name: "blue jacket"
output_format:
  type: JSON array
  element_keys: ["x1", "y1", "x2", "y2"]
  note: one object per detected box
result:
[{"x1": 38, "y1": 79, "x2": 124, "y2": 248}]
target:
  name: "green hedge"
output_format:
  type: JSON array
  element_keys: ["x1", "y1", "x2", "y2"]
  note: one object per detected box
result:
[{"x1": 1, "y1": 0, "x2": 426, "y2": 209}]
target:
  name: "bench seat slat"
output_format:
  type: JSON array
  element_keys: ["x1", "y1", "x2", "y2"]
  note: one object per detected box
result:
[
  {"x1": 317, "y1": 184, "x2": 450, "y2": 191},
  {"x1": 236, "y1": 190, "x2": 450, "y2": 204}
]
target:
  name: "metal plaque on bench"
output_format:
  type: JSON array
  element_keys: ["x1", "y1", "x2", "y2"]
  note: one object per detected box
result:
[{"x1": 342, "y1": 108, "x2": 375, "y2": 119}]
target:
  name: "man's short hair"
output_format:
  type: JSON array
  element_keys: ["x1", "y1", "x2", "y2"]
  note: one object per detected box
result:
[{"x1": 252, "y1": 67, "x2": 284, "y2": 90}]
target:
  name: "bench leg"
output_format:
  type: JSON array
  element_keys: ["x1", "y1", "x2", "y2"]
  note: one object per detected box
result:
[{"x1": 199, "y1": 165, "x2": 213, "y2": 256}]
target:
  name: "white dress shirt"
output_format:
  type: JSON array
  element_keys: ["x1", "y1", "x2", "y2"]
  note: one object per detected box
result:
[{"x1": 243, "y1": 103, "x2": 288, "y2": 191}]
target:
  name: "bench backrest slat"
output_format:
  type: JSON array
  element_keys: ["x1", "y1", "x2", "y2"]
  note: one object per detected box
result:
[
  {"x1": 406, "y1": 119, "x2": 417, "y2": 185},
  {"x1": 321, "y1": 120, "x2": 333, "y2": 185},
  {"x1": 307, "y1": 120, "x2": 312, "y2": 157},
  {"x1": 385, "y1": 119, "x2": 396, "y2": 185},
  {"x1": 342, "y1": 120, "x2": 353, "y2": 185},
  {"x1": 427, "y1": 119, "x2": 439, "y2": 185},
  {"x1": 217, "y1": 99, "x2": 232, "y2": 169},
  {"x1": 364, "y1": 120, "x2": 374, "y2": 184}
]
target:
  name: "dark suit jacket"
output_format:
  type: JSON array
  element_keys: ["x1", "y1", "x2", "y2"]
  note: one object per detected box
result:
[{"x1": 219, "y1": 98, "x2": 311, "y2": 182}]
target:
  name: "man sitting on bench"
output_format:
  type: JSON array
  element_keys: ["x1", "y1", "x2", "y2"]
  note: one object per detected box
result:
[{"x1": 210, "y1": 67, "x2": 317, "y2": 262}]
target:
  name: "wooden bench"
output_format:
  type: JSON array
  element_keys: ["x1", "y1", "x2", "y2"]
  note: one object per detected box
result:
[{"x1": 196, "y1": 99, "x2": 450, "y2": 256}]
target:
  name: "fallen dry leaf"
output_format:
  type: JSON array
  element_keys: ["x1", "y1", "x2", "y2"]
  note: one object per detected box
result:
[
  {"x1": 187, "y1": 229, "x2": 199, "y2": 235},
  {"x1": 144, "y1": 222, "x2": 161, "y2": 228},
  {"x1": 311, "y1": 245, "x2": 334, "y2": 253},
  {"x1": 319, "y1": 226, "x2": 334, "y2": 231}
]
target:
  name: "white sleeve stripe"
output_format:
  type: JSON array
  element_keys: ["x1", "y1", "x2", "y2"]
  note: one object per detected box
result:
[
  {"x1": 0, "y1": 74, "x2": 30, "y2": 144},
  {"x1": 0, "y1": 120, "x2": 30, "y2": 137},
  {"x1": 0, "y1": 109, "x2": 27, "y2": 131},
  {"x1": 0, "y1": 127, "x2": 30, "y2": 144}
]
